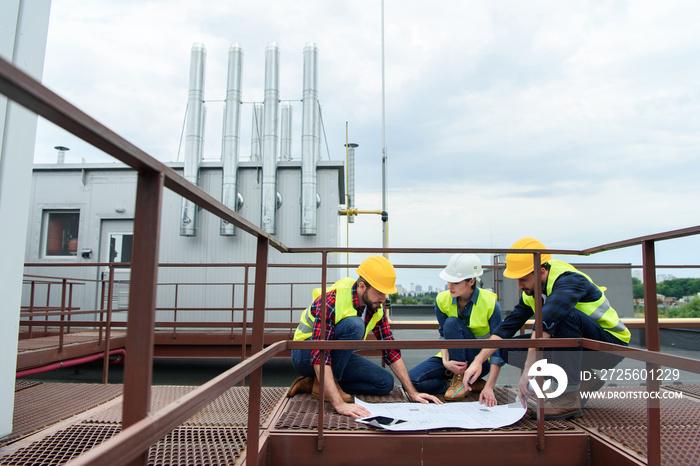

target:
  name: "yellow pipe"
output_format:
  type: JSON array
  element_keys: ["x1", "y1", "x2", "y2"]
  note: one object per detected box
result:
[{"x1": 338, "y1": 209, "x2": 384, "y2": 216}]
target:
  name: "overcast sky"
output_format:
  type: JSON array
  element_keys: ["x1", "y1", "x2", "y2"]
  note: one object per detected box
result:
[{"x1": 33, "y1": 0, "x2": 700, "y2": 288}]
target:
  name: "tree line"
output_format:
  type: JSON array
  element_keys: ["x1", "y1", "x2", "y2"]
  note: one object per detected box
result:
[{"x1": 632, "y1": 277, "x2": 700, "y2": 300}]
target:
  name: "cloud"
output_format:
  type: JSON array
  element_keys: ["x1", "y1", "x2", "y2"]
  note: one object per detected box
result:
[{"x1": 31, "y1": 0, "x2": 700, "y2": 279}]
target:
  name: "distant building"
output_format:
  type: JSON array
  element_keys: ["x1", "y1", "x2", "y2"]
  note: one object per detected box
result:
[{"x1": 657, "y1": 274, "x2": 677, "y2": 283}]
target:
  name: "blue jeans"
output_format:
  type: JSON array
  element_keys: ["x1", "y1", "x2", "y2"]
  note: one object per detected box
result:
[
  {"x1": 502, "y1": 309, "x2": 627, "y2": 391},
  {"x1": 290, "y1": 316, "x2": 394, "y2": 396},
  {"x1": 408, "y1": 317, "x2": 494, "y2": 394}
]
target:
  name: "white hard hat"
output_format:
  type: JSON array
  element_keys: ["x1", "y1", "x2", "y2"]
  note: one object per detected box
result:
[{"x1": 439, "y1": 254, "x2": 483, "y2": 283}]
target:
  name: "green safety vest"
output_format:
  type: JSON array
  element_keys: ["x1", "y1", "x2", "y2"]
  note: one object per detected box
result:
[
  {"x1": 522, "y1": 260, "x2": 630, "y2": 343},
  {"x1": 293, "y1": 277, "x2": 384, "y2": 341},
  {"x1": 435, "y1": 287, "x2": 498, "y2": 358}
]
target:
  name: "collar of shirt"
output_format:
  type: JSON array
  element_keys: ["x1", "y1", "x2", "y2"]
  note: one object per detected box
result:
[
  {"x1": 351, "y1": 281, "x2": 365, "y2": 316},
  {"x1": 451, "y1": 286, "x2": 481, "y2": 315}
]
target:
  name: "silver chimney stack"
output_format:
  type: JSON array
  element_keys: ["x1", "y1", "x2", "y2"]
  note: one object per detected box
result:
[
  {"x1": 54, "y1": 145, "x2": 69, "y2": 164},
  {"x1": 180, "y1": 43, "x2": 206, "y2": 236},
  {"x1": 300, "y1": 42, "x2": 320, "y2": 235},
  {"x1": 261, "y1": 42, "x2": 280, "y2": 234},
  {"x1": 251, "y1": 103, "x2": 263, "y2": 162},
  {"x1": 221, "y1": 43, "x2": 243, "y2": 236},
  {"x1": 280, "y1": 102, "x2": 293, "y2": 161},
  {"x1": 345, "y1": 143, "x2": 358, "y2": 223}
]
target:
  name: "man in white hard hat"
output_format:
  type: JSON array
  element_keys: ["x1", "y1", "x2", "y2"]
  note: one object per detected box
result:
[
  {"x1": 408, "y1": 254, "x2": 504, "y2": 406},
  {"x1": 287, "y1": 255, "x2": 441, "y2": 418}
]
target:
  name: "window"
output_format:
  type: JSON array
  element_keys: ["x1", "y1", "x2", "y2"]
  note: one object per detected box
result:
[
  {"x1": 45, "y1": 211, "x2": 80, "y2": 256},
  {"x1": 109, "y1": 233, "x2": 133, "y2": 263}
]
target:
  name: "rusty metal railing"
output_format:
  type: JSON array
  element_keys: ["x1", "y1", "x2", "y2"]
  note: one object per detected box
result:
[{"x1": 4, "y1": 54, "x2": 700, "y2": 466}]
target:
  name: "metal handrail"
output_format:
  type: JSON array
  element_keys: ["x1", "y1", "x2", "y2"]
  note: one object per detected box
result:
[{"x1": 3, "y1": 54, "x2": 699, "y2": 465}]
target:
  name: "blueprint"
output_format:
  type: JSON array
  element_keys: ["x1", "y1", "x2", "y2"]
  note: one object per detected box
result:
[{"x1": 355, "y1": 396, "x2": 526, "y2": 431}]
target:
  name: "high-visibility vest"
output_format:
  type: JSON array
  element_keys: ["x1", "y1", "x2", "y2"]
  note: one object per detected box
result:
[
  {"x1": 522, "y1": 260, "x2": 630, "y2": 343},
  {"x1": 435, "y1": 287, "x2": 497, "y2": 358},
  {"x1": 293, "y1": 277, "x2": 384, "y2": 341}
]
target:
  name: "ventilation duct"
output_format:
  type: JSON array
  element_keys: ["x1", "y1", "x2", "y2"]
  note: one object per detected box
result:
[
  {"x1": 261, "y1": 42, "x2": 280, "y2": 234},
  {"x1": 180, "y1": 43, "x2": 206, "y2": 236},
  {"x1": 251, "y1": 103, "x2": 263, "y2": 162},
  {"x1": 221, "y1": 43, "x2": 243, "y2": 236},
  {"x1": 300, "y1": 42, "x2": 320, "y2": 235},
  {"x1": 280, "y1": 102, "x2": 292, "y2": 161}
]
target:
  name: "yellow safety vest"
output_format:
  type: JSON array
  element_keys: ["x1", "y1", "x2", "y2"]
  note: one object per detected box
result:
[
  {"x1": 293, "y1": 277, "x2": 384, "y2": 341},
  {"x1": 522, "y1": 260, "x2": 630, "y2": 343},
  {"x1": 435, "y1": 287, "x2": 498, "y2": 358}
]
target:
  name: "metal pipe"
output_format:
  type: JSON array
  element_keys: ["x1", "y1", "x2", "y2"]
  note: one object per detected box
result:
[
  {"x1": 180, "y1": 43, "x2": 206, "y2": 236},
  {"x1": 16, "y1": 349, "x2": 125, "y2": 378},
  {"x1": 250, "y1": 103, "x2": 263, "y2": 162},
  {"x1": 221, "y1": 43, "x2": 243, "y2": 236},
  {"x1": 346, "y1": 143, "x2": 357, "y2": 223},
  {"x1": 261, "y1": 42, "x2": 280, "y2": 234},
  {"x1": 301, "y1": 42, "x2": 320, "y2": 235},
  {"x1": 280, "y1": 102, "x2": 292, "y2": 161}
]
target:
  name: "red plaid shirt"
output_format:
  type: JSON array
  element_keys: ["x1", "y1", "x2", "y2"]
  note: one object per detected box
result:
[{"x1": 309, "y1": 281, "x2": 401, "y2": 366}]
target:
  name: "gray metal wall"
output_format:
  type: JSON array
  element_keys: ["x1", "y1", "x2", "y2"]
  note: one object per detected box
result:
[{"x1": 23, "y1": 161, "x2": 344, "y2": 324}]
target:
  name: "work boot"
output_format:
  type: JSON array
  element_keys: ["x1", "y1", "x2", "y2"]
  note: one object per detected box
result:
[
  {"x1": 529, "y1": 391, "x2": 583, "y2": 420},
  {"x1": 580, "y1": 375, "x2": 605, "y2": 408},
  {"x1": 286, "y1": 376, "x2": 314, "y2": 398},
  {"x1": 468, "y1": 378, "x2": 486, "y2": 394},
  {"x1": 312, "y1": 377, "x2": 353, "y2": 403},
  {"x1": 444, "y1": 373, "x2": 466, "y2": 402}
]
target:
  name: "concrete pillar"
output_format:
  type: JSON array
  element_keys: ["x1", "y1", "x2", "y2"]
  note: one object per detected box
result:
[{"x1": 0, "y1": 0, "x2": 52, "y2": 439}]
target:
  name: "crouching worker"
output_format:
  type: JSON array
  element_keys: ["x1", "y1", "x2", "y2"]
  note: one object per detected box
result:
[
  {"x1": 464, "y1": 238, "x2": 630, "y2": 420},
  {"x1": 288, "y1": 255, "x2": 441, "y2": 418},
  {"x1": 408, "y1": 254, "x2": 504, "y2": 406}
]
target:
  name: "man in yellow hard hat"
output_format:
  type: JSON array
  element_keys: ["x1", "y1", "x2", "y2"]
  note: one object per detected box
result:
[
  {"x1": 464, "y1": 238, "x2": 630, "y2": 420},
  {"x1": 288, "y1": 255, "x2": 441, "y2": 418}
]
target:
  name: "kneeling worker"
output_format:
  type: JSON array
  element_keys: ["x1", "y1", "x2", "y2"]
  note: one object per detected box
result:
[
  {"x1": 288, "y1": 255, "x2": 441, "y2": 418},
  {"x1": 464, "y1": 238, "x2": 630, "y2": 420},
  {"x1": 408, "y1": 254, "x2": 504, "y2": 406}
]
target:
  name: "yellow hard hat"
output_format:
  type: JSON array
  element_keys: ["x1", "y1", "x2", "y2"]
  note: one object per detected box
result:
[
  {"x1": 503, "y1": 238, "x2": 553, "y2": 279},
  {"x1": 356, "y1": 255, "x2": 398, "y2": 294}
]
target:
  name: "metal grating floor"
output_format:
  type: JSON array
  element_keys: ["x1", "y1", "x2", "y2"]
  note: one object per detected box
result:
[
  {"x1": 17, "y1": 331, "x2": 125, "y2": 353},
  {"x1": 5, "y1": 383, "x2": 700, "y2": 465},
  {"x1": 85, "y1": 386, "x2": 287, "y2": 427},
  {"x1": 2, "y1": 382, "x2": 123, "y2": 446},
  {"x1": 573, "y1": 386, "x2": 700, "y2": 465},
  {"x1": 15, "y1": 380, "x2": 42, "y2": 392},
  {"x1": 1, "y1": 385, "x2": 287, "y2": 466},
  {"x1": 0, "y1": 424, "x2": 249, "y2": 466}
]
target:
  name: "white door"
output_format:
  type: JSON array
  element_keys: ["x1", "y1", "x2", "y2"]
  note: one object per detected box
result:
[{"x1": 99, "y1": 219, "x2": 134, "y2": 311}]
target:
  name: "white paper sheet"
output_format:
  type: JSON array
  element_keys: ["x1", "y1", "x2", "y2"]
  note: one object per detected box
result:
[{"x1": 355, "y1": 396, "x2": 526, "y2": 431}]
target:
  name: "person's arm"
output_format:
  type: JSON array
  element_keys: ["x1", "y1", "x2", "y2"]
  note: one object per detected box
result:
[
  {"x1": 540, "y1": 272, "x2": 592, "y2": 332},
  {"x1": 479, "y1": 363, "x2": 501, "y2": 407},
  {"x1": 516, "y1": 330, "x2": 552, "y2": 407},
  {"x1": 308, "y1": 293, "x2": 336, "y2": 367},
  {"x1": 464, "y1": 334, "x2": 501, "y2": 384},
  {"x1": 313, "y1": 364, "x2": 371, "y2": 418},
  {"x1": 389, "y1": 357, "x2": 442, "y2": 404},
  {"x1": 435, "y1": 300, "x2": 467, "y2": 374}
]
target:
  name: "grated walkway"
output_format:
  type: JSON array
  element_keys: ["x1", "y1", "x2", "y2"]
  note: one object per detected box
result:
[{"x1": 2, "y1": 382, "x2": 700, "y2": 465}]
